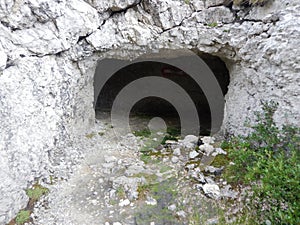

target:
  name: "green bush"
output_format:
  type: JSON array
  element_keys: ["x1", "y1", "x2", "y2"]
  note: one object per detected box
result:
[{"x1": 222, "y1": 101, "x2": 300, "y2": 224}]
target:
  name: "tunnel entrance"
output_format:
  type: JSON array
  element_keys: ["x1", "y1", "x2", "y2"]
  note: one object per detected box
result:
[{"x1": 95, "y1": 53, "x2": 229, "y2": 136}]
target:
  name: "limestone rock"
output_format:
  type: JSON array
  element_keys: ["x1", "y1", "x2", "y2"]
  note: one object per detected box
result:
[
  {"x1": 0, "y1": 0, "x2": 299, "y2": 223},
  {"x1": 221, "y1": 185, "x2": 239, "y2": 199},
  {"x1": 145, "y1": 196, "x2": 157, "y2": 206},
  {"x1": 113, "y1": 222, "x2": 122, "y2": 225},
  {"x1": 213, "y1": 148, "x2": 227, "y2": 156},
  {"x1": 202, "y1": 183, "x2": 221, "y2": 199},
  {"x1": 195, "y1": 6, "x2": 235, "y2": 25},
  {"x1": 199, "y1": 144, "x2": 215, "y2": 155},
  {"x1": 0, "y1": 50, "x2": 7, "y2": 70},
  {"x1": 205, "y1": 166, "x2": 224, "y2": 174},
  {"x1": 119, "y1": 199, "x2": 130, "y2": 207},
  {"x1": 171, "y1": 156, "x2": 179, "y2": 163},
  {"x1": 181, "y1": 135, "x2": 199, "y2": 148},
  {"x1": 189, "y1": 150, "x2": 199, "y2": 159},
  {"x1": 201, "y1": 136, "x2": 215, "y2": 144},
  {"x1": 173, "y1": 148, "x2": 181, "y2": 156}
]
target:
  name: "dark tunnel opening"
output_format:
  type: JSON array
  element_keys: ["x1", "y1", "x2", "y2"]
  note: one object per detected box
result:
[{"x1": 95, "y1": 53, "x2": 230, "y2": 135}]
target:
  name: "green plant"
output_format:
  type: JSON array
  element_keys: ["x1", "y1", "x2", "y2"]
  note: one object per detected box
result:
[
  {"x1": 166, "y1": 127, "x2": 180, "y2": 136},
  {"x1": 133, "y1": 129, "x2": 151, "y2": 137},
  {"x1": 159, "y1": 165, "x2": 172, "y2": 173},
  {"x1": 222, "y1": 101, "x2": 300, "y2": 224},
  {"x1": 116, "y1": 186, "x2": 126, "y2": 199},
  {"x1": 26, "y1": 184, "x2": 49, "y2": 201},
  {"x1": 137, "y1": 183, "x2": 151, "y2": 200},
  {"x1": 140, "y1": 154, "x2": 153, "y2": 164},
  {"x1": 15, "y1": 210, "x2": 30, "y2": 225},
  {"x1": 207, "y1": 22, "x2": 218, "y2": 27}
]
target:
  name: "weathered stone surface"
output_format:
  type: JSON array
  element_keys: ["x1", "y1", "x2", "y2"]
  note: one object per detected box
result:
[
  {"x1": 0, "y1": 50, "x2": 7, "y2": 69},
  {"x1": 202, "y1": 183, "x2": 221, "y2": 199},
  {"x1": 194, "y1": 6, "x2": 235, "y2": 25},
  {"x1": 189, "y1": 150, "x2": 200, "y2": 159},
  {"x1": 181, "y1": 135, "x2": 199, "y2": 148},
  {"x1": 0, "y1": 0, "x2": 299, "y2": 223}
]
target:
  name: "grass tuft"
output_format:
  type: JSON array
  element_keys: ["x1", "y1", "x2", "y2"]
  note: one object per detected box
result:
[
  {"x1": 26, "y1": 184, "x2": 49, "y2": 201},
  {"x1": 15, "y1": 210, "x2": 30, "y2": 225}
]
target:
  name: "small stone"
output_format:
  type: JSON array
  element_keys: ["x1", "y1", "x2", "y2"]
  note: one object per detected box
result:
[
  {"x1": 189, "y1": 169, "x2": 205, "y2": 183},
  {"x1": 109, "y1": 189, "x2": 116, "y2": 197},
  {"x1": 202, "y1": 184, "x2": 220, "y2": 199},
  {"x1": 98, "y1": 178, "x2": 104, "y2": 183},
  {"x1": 189, "y1": 150, "x2": 199, "y2": 159},
  {"x1": 162, "y1": 157, "x2": 169, "y2": 162},
  {"x1": 119, "y1": 199, "x2": 130, "y2": 207},
  {"x1": 176, "y1": 210, "x2": 186, "y2": 218},
  {"x1": 214, "y1": 148, "x2": 227, "y2": 155},
  {"x1": 173, "y1": 148, "x2": 181, "y2": 156},
  {"x1": 171, "y1": 156, "x2": 179, "y2": 163},
  {"x1": 150, "y1": 222, "x2": 155, "y2": 225},
  {"x1": 168, "y1": 204, "x2": 177, "y2": 211},
  {"x1": 221, "y1": 185, "x2": 238, "y2": 199},
  {"x1": 265, "y1": 220, "x2": 272, "y2": 225},
  {"x1": 205, "y1": 166, "x2": 223, "y2": 175},
  {"x1": 113, "y1": 222, "x2": 122, "y2": 225},
  {"x1": 145, "y1": 196, "x2": 157, "y2": 205},
  {"x1": 185, "y1": 164, "x2": 195, "y2": 170},
  {"x1": 105, "y1": 222, "x2": 110, "y2": 225},
  {"x1": 199, "y1": 144, "x2": 214, "y2": 155},
  {"x1": 165, "y1": 140, "x2": 176, "y2": 144},
  {"x1": 130, "y1": 191, "x2": 139, "y2": 200},
  {"x1": 207, "y1": 217, "x2": 219, "y2": 225},
  {"x1": 201, "y1": 136, "x2": 215, "y2": 144},
  {"x1": 181, "y1": 135, "x2": 198, "y2": 148},
  {"x1": 184, "y1": 135, "x2": 198, "y2": 143}
]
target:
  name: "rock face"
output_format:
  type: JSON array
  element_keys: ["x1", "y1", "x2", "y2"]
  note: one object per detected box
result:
[{"x1": 0, "y1": 0, "x2": 299, "y2": 223}]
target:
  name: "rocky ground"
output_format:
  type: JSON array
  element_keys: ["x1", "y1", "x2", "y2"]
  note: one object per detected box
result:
[{"x1": 27, "y1": 114, "x2": 246, "y2": 225}]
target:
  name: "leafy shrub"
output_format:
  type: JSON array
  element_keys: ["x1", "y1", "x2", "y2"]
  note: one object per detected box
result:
[{"x1": 222, "y1": 101, "x2": 300, "y2": 224}]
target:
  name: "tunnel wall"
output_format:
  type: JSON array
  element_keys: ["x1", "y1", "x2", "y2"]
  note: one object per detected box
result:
[{"x1": 0, "y1": 0, "x2": 300, "y2": 223}]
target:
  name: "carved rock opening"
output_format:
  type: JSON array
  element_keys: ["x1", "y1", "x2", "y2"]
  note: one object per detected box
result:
[{"x1": 94, "y1": 53, "x2": 230, "y2": 135}]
